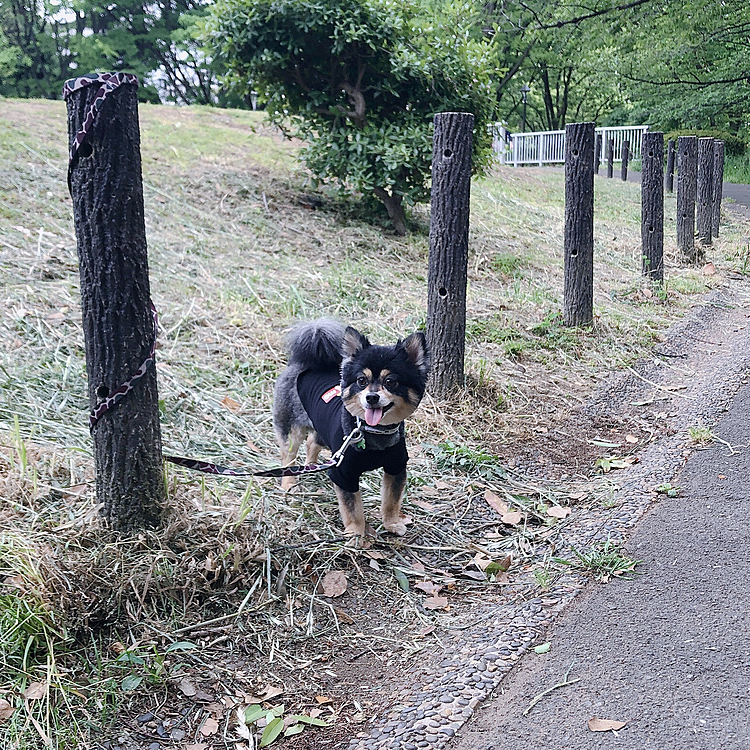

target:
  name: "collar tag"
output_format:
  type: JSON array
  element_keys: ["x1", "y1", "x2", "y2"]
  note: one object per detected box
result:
[{"x1": 321, "y1": 384, "x2": 342, "y2": 403}]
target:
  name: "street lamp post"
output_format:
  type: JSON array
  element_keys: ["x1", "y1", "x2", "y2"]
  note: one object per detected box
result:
[{"x1": 521, "y1": 84, "x2": 530, "y2": 132}]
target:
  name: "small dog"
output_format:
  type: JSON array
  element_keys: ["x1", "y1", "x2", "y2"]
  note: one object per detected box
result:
[{"x1": 273, "y1": 320, "x2": 430, "y2": 537}]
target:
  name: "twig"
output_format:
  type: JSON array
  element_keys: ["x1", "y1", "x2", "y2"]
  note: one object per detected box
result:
[
  {"x1": 523, "y1": 662, "x2": 581, "y2": 716},
  {"x1": 626, "y1": 366, "x2": 697, "y2": 400}
]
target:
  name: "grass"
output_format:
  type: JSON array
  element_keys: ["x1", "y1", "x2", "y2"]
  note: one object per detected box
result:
[
  {"x1": 724, "y1": 152, "x2": 750, "y2": 184},
  {"x1": 1, "y1": 97, "x2": 748, "y2": 748}
]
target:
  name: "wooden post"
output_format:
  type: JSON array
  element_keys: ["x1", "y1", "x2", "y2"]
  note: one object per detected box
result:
[
  {"x1": 641, "y1": 132, "x2": 664, "y2": 282},
  {"x1": 712, "y1": 140, "x2": 725, "y2": 237},
  {"x1": 563, "y1": 122, "x2": 595, "y2": 327},
  {"x1": 66, "y1": 76, "x2": 165, "y2": 531},
  {"x1": 426, "y1": 112, "x2": 473, "y2": 396},
  {"x1": 696, "y1": 137, "x2": 714, "y2": 246},
  {"x1": 666, "y1": 139, "x2": 676, "y2": 193},
  {"x1": 606, "y1": 138, "x2": 614, "y2": 178},
  {"x1": 620, "y1": 140, "x2": 630, "y2": 181},
  {"x1": 594, "y1": 132, "x2": 602, "y2": 175},
  {"x1": 676, "y1": 136, "x2": 699, "y2": 263}
]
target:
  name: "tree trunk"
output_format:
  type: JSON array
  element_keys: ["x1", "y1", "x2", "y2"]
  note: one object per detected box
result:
[
  {"x1": 66, "y1": 76, "x2": 165, "y2": 532},
  {"x1": 563, "y1": 122, "x2": 595, "y2": 327},
  {"x1": 426, "y1": 112, "x2": 474, "y2": 396},
  {"x1": 594, "y1": 132, "x2": 602, "y2": 175},
  {"x1": 641, "y1": 132, "x2": 664, "y2": 282},
  {"x1": 712, "y1": 139, "x2": 725, "y2": 237},
  {"x1": 373, "y1": 187, "x2": 407, "y2": 236},
  {"x1": 696, "y1": 137, "x2": 714, "y2": 247},
  {"x1": 620, "y1": 140, "x2": 630, "y2": 181},
  {"x1": 666, "y1": 139, "x2": 675, "y2": 193},
  {"x1": 677, "y1": 136, "x2": 700, "y2": 263}
]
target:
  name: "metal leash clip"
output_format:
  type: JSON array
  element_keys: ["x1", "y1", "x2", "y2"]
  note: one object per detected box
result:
[{"x1": 332, "y1": 426, "x2": 364, "y2": 466}]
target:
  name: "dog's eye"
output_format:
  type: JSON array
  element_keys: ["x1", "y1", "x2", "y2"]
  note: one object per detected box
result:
[
  {"x1": 356, "y1": 375, "x2": 368, "y2": 388},
  {"x1": 383, "y1": 376, "x2": 398, "y2": 391}
]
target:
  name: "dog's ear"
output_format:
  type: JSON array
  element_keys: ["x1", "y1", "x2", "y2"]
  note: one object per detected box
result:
[
  {"x1": 399, "y1": 332, "x2": 430, "y2": 376},
  {"x1": 342, "y1": 326, "x2": 370, "y2": 358}
]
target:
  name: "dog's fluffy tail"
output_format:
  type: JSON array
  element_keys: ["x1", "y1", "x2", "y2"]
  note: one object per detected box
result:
[{"x1": 287, "y1": 319, "x2": 344, "y2": 370}]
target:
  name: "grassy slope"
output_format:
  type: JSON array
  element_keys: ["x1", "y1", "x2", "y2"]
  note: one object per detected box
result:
[{"x1": 1, "y1": 98, "x2": 749, "y2": 748}]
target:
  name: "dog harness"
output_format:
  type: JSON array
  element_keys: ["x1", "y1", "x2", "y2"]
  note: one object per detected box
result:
[{"x1": 296, "y1": 370, "x2": 408, "y2": 493}]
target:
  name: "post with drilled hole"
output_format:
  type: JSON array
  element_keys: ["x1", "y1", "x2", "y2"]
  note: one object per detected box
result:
[
  {"x1": 606, "y1": 138, "x2": 614, "y2": 178},
  {"x1": 65, "y1": 74, "x2": 165, "y2": 531},
  {"x1": 641, "y1": 132, "x2": 664, "y2": 282},
  {"x1": 594, "y1": 132, "x2": 602, "y2": 175},
  {"x1": 427, "y1": 112, "x2": 474, "y2": 396},
  {"x1": 666, "y1": 139, "x2": 676, "y2": 193},
  {"x1": 696, "y1": 137, "x2": 714, "y2": 247},
  {"x1": 712, "y1": 139, "x2": 725, "y2": 237},
  {"x1": 563, "y1": 122, "x2": 595, "y2": 327},
  {"x1": 677, "y1": 135, "x2": 699, "y2": 263},
  {"x1": 620, "y1": 140, "x2": 630, "y2": 182}
]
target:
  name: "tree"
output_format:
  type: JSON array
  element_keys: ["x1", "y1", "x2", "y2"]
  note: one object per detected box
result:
[{"x1": 203, "y1": 0, "x2": 498, "y2": 233}]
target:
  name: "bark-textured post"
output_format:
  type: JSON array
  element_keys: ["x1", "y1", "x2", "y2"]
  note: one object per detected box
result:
[
  {"x1": 696, "y1": 137, "x2": 714, "y2": 246},
  {"x1": 427, "y1": 112, "x2": 474, "y2": 396},
  {"x1": 563, "y1": 122, "x2": 595, "y2": 327},
  {"x1": 66, "y1": 75, "x2": 165, "y2": 531},
  {"x1": 606, "y1": 138, "x2": 614, "y2": 178},
  {"x1": 666, "y1": 139, "x2": 676, "y2": 193},
  {"x1": 712, "y1": 140, "x2": 725, "y2": 237},
  {"x1": 621, "y1": 140, "x2": 630, "y2": 181},
  {"x1": 677, "y1": 136, "x2": 699, "y2": 263},
  {"x1": 594, "y1": 132, "x2": 602, "y2": 175},
  {"x1": 641, "y1": 132, "x2": 664, "y2": 282}
]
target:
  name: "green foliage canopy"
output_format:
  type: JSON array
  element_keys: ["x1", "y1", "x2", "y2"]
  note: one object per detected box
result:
[{"x1": 203, "y1": 0, "x2": 498, "y2": 232}]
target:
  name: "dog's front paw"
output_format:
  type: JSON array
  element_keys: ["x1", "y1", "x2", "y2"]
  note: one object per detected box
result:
[
  {"x1": 382, "y1": 520, "x2": 408, "y2": 536},
  {"x1": 344, "y1": 522, "x2": 367, "y2": 538}
]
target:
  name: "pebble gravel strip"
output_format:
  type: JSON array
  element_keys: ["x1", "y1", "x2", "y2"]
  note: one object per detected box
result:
[{"x1": 348, "y1": 283, "x2": 750, "y2": 750}]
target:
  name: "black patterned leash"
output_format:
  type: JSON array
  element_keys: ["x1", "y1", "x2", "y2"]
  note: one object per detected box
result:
[{"x1": 64, "y1": 72, "x2": 357, "y2": 479}]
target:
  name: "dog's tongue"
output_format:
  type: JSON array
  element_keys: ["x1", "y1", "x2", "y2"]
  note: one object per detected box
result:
[{"x1": 365, "y1": 407, "x2": 383, "y2": 426}]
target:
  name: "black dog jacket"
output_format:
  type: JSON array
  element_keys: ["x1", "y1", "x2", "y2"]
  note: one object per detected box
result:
[{"x1": 296, "y1": 370, "x2": 408, "y2": 493}]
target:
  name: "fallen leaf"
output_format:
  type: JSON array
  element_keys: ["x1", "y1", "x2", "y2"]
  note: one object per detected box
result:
[
  {"x1": 365, "y1": 550, "x2": 386, "y2": 560},
  {"x1": 415, "y1": 580, "x2": 442, "y2": 596},
  {"x1": 321, "y1": 570, "x2": 347, "y2": 598},
  {"x1": 534, "y1": 642, "x2": 551, "y2": 654},
  {"x1": 259, "y1": 684, "x2": 284, "y2": 701},
  {"x1": 178, "y1": 678, "x2": 197, "y2": 697},
  {"x1": 501, "y1": 510, "x2": 523, "y2": 525},
  {"x1": 410, "y1": 561, "x2": 425, "y2": 572},
  {"x1": 625, "y1": 434, "x2": 639, "y2": 443},
  {"x1": 484, "y1": 489, "x2": 509, "y2": 515},
  {"x1": 547, "y1": 505, "x2": 571, "y2": 519},
  {"x1": 418, "y1": 625, "x2": 436, "y2": 637},
  {"x1": 702, "y1": 262, "x2": 716, "y2": 276},
  {"x1": 369, "y1": 558, "x2": 381, "y2": 571},
  {"x1": 60, "y1": 483, "x2": 88, "y2": 497},
  {"x1": 24, "y1": 682, "x2": 47, "y2": 701},
  {"x1": 420, "y1": 486, "x2": 439, "y2": 497},
  {"x1": 588, "y1": 717, "x2": 628, "y2": 732},
  {"x1": 412, "y1": 499, "x2": 435, "y2": 511},
  {"x1": 423, "y1": 595, "x2": 449, "y2": 610},
  {"x1": 185, "y1": 744, "x2": 208, "y2": 750},
  {"x1": 200, "y1": 717, "x2": 219, "y2": 737},
  {"x1": 471, "y1": 553, "x2": 493, "y2": 571},
  {"x1": 0, "y1": 699, "x2": 15, "y2": 723},
  {"x1": 221, "y1": 396, "x2": 241, "y2": 412},
  {"x1": 308, "y1": 708, "x2": 324, "y2": 719},
  {"x1": 435, "y1": 480, "x2": 452, "y2": 490},
  {"x1": 315, "y1": 695, "x2": 333, "y2": 705}
]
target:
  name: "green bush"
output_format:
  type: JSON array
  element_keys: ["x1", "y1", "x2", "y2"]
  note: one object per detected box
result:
[
  {"x1": 203, "y1": 0, "x2": 498, "y2": 233},
  {"x1": 664, "y1": 129, "x2": 746, "y2": 156}
]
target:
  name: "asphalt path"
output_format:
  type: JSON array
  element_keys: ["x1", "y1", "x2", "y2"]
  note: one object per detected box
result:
[{"x1": 446, "y1": 174, "x2": 750, "y2": 750}]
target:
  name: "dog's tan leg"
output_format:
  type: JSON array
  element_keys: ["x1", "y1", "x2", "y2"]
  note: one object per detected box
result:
[
  {"x1": 381, "y1": 469, "x2": 407, "y2": 536},
  {"x1": 334, "y1": 485, "x2": 366, "y2": 537},
  {"x1": 305, "y1": 433, "x2": 324, "y2": 466},
  {"x1": 277, "y1": 426, "x2": 306, "y2": 491}
]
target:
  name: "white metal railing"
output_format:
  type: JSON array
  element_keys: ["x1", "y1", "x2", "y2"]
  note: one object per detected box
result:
[{"x1": 491, "y1": 124, "x2": 650, "y2": 167}]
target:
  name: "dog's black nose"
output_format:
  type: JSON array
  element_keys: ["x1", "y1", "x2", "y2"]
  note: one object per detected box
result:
[{"x1": 365, "y1": 392, "x2": 380, "y2": 406}]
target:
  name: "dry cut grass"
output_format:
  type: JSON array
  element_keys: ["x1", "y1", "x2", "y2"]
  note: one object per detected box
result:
[{"x1": 1, "y1": 98, "x2": 747, "y2": 748}]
